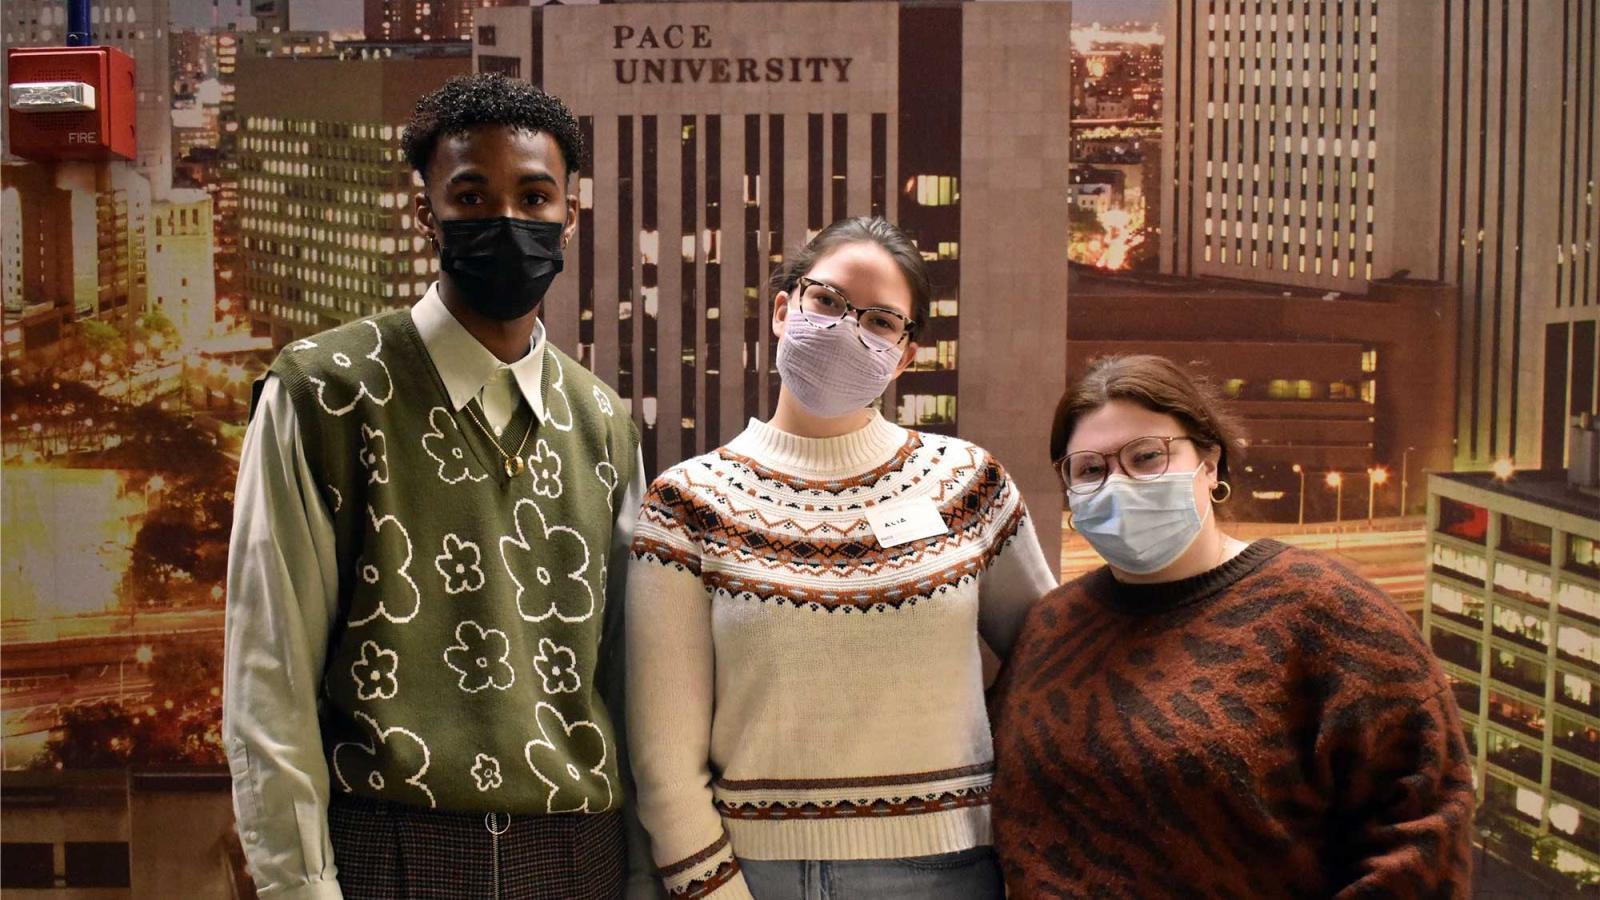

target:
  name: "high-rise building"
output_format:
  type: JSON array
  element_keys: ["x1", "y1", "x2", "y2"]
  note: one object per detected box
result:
[
  {"x1": 473, "y1": 0, "x2": 1073, "y2": 557},
  {"x1": 1434, "y1": 1, "x2": 1599, "y2": 472},
  {"x1": 366, "y1": 0, "x2": 520, "y2": 44},
  {"x1": 1160, "y1": 1, "x2": 1598, "y2": 473},
  {"x1": 234, "y1": 53, "x2": 468, "y2": 346},
  {"x1": 1422, "y1": 463, "x2": 1600, "y2": 888},
  {"x1": 1160, "y1": 0, "x2": 1442, "y2": 293},
  {"x1": 1, "y1": 162, "x2": 151, "y2": 360},
  {"x1": 1, "y1": 0, "x2": 175, "y2": 200},
  {"x1": 148, "y1": 189, "x2": 217, "y2": 346}
]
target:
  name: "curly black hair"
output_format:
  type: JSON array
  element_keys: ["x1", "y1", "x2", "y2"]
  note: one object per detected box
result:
[{"x1": 401, "y1": 73, "x2": 585, "y2": 182}]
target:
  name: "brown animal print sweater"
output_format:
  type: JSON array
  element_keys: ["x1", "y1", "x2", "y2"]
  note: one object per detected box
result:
[{"x1": 990, "y1": 540, "x2": 1475, "y2": 899}]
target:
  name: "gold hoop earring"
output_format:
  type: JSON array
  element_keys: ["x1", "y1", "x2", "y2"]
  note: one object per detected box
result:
[
  {"x1": 1064, "y1": 509, "x2": 1075, "y2": 532},
  {"x1": 1211, "y1": 482, "x2": 1232, "y2": 504}
]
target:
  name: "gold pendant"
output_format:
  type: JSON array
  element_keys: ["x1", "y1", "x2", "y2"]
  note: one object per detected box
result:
[{"x1": 504, "y1": 456, "x2": 525, "y2": 478}]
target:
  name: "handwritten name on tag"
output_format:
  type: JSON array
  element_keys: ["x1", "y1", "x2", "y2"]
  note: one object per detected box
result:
[{"x1": 867, "y1": 496, "x2": 948, "y2": 548}]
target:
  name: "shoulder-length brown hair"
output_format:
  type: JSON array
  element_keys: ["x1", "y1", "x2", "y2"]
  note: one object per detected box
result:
[{"x1": 1049, "y1": 355, "x2": 1248, "y2": 483}]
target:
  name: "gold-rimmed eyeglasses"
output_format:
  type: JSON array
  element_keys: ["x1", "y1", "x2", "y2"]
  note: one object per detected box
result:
[
  {"x1": 1057, "y1": 435, "x2": 1199, "y2": 495},
  {"x1": 790, "y1": 276, "x2": 916, "y2": 353}
]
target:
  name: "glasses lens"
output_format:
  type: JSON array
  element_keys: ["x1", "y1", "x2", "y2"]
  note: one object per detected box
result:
[
  {"x1": 1121, "y1": 437, "x2": 1173, "y2": 480},
  {"x1": 1063, "y1": 452, "x2": 1108, "y2": 493},
  {"x1": 798, "y1": 282, "x2": 847, "y2": 323},
  {"x1": 855, "y1": 308, "x2": 909, "y2": 347}
]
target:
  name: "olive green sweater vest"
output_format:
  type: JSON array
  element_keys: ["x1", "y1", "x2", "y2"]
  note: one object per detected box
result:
[{"x1": 262, "y1": 309, "x2": 639, "y2": 815}]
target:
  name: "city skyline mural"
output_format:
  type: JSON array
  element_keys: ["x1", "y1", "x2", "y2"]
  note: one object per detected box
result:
[{"x1": 2, "y1": 0, "x2": 1597, "y2": 895}]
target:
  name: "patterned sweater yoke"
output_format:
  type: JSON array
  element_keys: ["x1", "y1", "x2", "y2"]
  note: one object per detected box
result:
[
  {"x1": 625, "y1": 413, "x2": 1059, "y2": 899},
  {"x1": 265, "y1": 310, "x2": 639, "y2": 817}
]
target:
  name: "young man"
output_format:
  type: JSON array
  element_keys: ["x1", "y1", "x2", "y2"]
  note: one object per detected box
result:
[{"x1": 224, "y1": 74, "x2": 652, "y2": 899}]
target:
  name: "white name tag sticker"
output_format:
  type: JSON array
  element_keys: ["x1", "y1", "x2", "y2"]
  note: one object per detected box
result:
[{"x1": 867, "y1": 496, "x2": 949, "y2": 548}]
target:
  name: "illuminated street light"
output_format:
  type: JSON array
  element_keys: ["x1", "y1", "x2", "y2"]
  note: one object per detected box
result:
[
  {"x1": 1326, "y1": 472, "x2": 1345, "y2": 537},
  {"x1": 1366, "y1": 467, "x2": 1389, "y2": 523},
  {"x1": 135, "y1": 645, "x2": 154, "y2": 665},
  {"x1": 1292, "y1": 464, "x2": 1306, "y2": 526},
  {"x1": 1491, "y1": 458, "x2": 1515, "y2": 481}
]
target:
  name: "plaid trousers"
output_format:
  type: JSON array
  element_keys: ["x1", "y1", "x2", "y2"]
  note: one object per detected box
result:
[{"x1": 328, "y1": 794, "x2": 626, "y2": 900}]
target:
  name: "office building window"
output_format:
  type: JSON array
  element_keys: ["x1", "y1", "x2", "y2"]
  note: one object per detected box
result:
[
  {"x1": 1431, "y1": 582, "x2": 1484, "y2": 628},
  {"x1": 1486, "y1": 689, "x2": 1545, "y2": 738},
  {"x1": 911, "y1": 175, "x2": 959, "y2": 206},
  {"x1": 1483, "y1": 776, "x2": 1543, "y2": 826},
  {"x1": 1565, "y1": 534, "x2": 1599, "y2": 581},
  {"x1": 1490, "y1": 649, "x2": 1547, "y2": 697},
  {"x1": 1554, "y1": 711, "x2": 1600, "y2": 759},
  {"x1": 1557, "y1": 582, "x2": 1600, "y2": 625},
  {"x1": 1433, "y1": 543, "x2": 1487, "y2": 587},
  {"x1": 1447, "y1": 674, "x2": 1481, "y2": 719},
  {"x1": 1436, "y1": 497, "x2": 1488, "y2": 543},
  {"x1": 1491, "y1": 604, "x2": 1549, "y2": 651},
  {"x1": 1550, "y1": 758, "x2": 1599, "y2": 809},
  {"x1": 1429, "y1": 627, "x2": 1481, "y2": 671},
  {"x1": 1499, "y1": 515, "x2": 1554, "y2": 564},
  {"x1": 0, "y1": 843, "x2": 54, "y2": 889},
  {"x1": 64, "y1": 842, "x2": 129, "y2": 889},
  {"x1": 1485, "y1": 729, "x2": 1542, "y2": 781},
  {"x1": 1493, "y1": 561, "x2": 1552, "y2": 607},
  {"x1": 1556, "y1": 625, "x2": 1600, "y2": 670}
]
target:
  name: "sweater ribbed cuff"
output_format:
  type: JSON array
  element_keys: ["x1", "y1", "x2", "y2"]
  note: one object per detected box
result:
[
  {"x1": 660, "y1": 834, "x2": 751, "y2": 899},
  {"x1": 724, "y1": 805, "x2": 992, "y2": 861}
]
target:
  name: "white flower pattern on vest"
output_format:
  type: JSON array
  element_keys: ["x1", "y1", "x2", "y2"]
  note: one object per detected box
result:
[
  {"x1": 422, "y1": 407, "x2": 490, "y2": 484},
  {"x1": 594, "y1": 445, "x2": 620, "y2": 514},
  {"x1": 471, "y1": 753, "x2": 503, "y2": 792},
  {"x1": 524, "y1": 702, "x2": 611, "y2": 813},
  {"x1": 443, "y1": 620, "x2": 516, "y2": 693},
  {"x1": 533, "y1": 638, "x2": 581, "y2": 694},
  {"x1": 350, "y1": 640, "x2": 398, "y2": 701},
  {"x1": 304, "y1": 320, "x2": 393, "y2": 416},
  {"x1": 591, "y1": 385, "x2": 614, "y2": 417},
  {"x1": 525, "y1": 439, "x2": 563, "y2": 499},
  {"x1": 332, "y1": 711, "x2": 435, "y2": 808},
  {"x1": 500, "y1": 499, "x2": 594, "y2": 623},
  {"x1": 434, "y1": 533, "x2": 485, "y2": 595},
  {"x1": 348, "y1": 507, "x2": 420, "y2": 627},
  {"x1": 359, "y1": 424, "x2": 389, "y2": 484},
  {"x1": 543, "y1": 353, "x2": 574, "y2": 432}
]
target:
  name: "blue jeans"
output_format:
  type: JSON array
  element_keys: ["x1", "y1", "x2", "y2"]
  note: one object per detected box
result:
[{"x1": 739, "y1": 847, "x2": 1003, "y2": 900}]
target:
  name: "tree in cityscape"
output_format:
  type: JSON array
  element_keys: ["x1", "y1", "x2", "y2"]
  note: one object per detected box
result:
[{"x1": 31, "y1": 644, "x2": 226, "y2": 770}]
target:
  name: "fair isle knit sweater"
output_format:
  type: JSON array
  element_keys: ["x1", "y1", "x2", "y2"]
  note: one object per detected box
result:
[{"x1": 625, "y1": 413, "x2": 1059, "y2": 898}]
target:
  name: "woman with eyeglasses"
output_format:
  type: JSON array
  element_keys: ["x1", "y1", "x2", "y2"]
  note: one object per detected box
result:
[
  {"x1": 988, "y1": 354, "x2": 1475, "y2": 899},
  {"x1": 626, "y1": 217, "x2": 1056, "y2": 899}
]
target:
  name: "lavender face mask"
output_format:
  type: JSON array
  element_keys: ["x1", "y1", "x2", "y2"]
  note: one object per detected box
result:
[{"x1": 775, "y1": 307, "x2": 902, "y2": 418}]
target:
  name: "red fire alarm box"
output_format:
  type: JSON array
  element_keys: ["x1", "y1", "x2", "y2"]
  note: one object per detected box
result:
[{"x1": 6, "y1": 46, "x2": 136, "y2": 162}]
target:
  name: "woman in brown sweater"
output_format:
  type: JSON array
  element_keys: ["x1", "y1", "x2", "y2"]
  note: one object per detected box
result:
[{"x1": 990, "y1": 355, "x2": 1475, "y2": 899}]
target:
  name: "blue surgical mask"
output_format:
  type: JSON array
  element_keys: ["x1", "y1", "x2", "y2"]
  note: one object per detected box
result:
[{"x1": 1069, "y1": 467, "x2": 1211, "y2": 575}]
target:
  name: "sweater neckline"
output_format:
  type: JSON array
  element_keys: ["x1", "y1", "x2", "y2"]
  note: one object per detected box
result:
[
  {"x1": 725, "y1": 412, "x2": 909, "y2": 480},
  {"x1": 1089, "y1": 539, "x2": 1290, "y2": 615}
]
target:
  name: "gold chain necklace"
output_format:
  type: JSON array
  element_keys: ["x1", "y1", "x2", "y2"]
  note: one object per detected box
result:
[{"x1": 462, "y1": 402, "x2": 535, "y2": 478}]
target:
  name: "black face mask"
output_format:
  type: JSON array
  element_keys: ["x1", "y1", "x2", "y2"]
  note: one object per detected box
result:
[{"x1": 434, "y1": 216, "x2": 565, "y2": 321}]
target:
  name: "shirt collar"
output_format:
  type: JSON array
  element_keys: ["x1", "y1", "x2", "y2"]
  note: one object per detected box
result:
[{"x1": 410, "y1": 282, "x2": 547, "y2": 421}]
